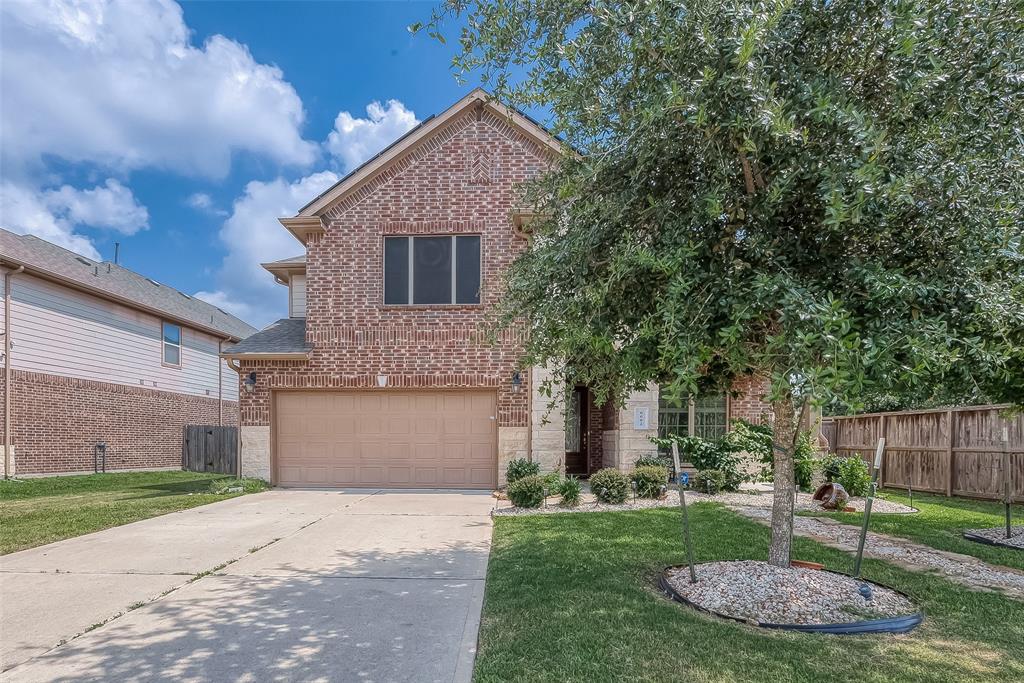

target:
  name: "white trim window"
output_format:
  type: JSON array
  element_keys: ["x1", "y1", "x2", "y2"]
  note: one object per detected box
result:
[
  {"x1": 383, "y1": 235, "x2": 481, "y2": 305},
  {"x1": 162, "y1": 322, "x2": 182, "y2": 367}
]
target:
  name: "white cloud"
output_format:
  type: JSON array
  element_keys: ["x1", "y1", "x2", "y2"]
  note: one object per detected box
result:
[
  {"x1": 0, "y1": 0, "x2": 317, "y2": 180},
  {"x1": 194, "y1": 171, "x2": 339, "y2": 327},
  {"x1": 325, "y1": 100, "x2": 419, "y2": 172},
  {"x1": 1, "y1": 179, "x2": 150, "y2": 259},
  {"x1": 44, "y1": 179, "x2": 149, "y2": 235},
  {"x1": 185, "y1": 191, "x2": 228, "y2": 216}
]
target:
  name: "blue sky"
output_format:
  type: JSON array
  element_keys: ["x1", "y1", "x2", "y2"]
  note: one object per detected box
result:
[{"x1": 0, "y1": 0, "x2": 494, "y2": 328}]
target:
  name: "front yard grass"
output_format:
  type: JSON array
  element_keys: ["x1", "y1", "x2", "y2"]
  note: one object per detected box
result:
[
  {"x1": 0, "y1": 471, "x2": 267, "y2": 554},
  {"x1": 808, "y1": 490, "x2": 1023, "y2": 572},
  {"x1": 475, "y1": 504, "x2": 1024, "y2": 683}
]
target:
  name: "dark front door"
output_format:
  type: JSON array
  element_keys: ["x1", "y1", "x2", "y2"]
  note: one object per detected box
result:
[{"x1": 565, "y1": 386, "x2": 588, "y2": 476}]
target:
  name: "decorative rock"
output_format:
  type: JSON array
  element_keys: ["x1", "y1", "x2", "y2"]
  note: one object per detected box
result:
[{"x1": 963, "y1": 526, "x2": 1024, "y2": 550}]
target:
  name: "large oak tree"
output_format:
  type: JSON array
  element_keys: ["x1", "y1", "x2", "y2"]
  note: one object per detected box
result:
[{"x1": 419, "y1": 0, "x2": 1024, "y2": 566}]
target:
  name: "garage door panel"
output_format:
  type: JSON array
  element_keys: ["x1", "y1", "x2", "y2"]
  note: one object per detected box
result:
[{"x1": 275, "y1": 390, "x2": 497, "y2": 489}]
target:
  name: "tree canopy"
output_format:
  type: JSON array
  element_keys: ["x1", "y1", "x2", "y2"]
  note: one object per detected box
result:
[{"x1": 421, "y1": 0, "x2": 1024, "y2": 414}]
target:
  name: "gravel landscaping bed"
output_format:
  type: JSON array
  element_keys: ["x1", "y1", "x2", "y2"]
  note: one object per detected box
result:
[
  {"x1": 964, "y1": 526, "x2": 1024, "y2": 550},
  {"x1": 664, "y1": 560, "x2": 917, "y2": 626},
  {"x1": 493, "y1": 488, "x2": 915, "y2": 516},
  {"x1": 735, "y1": 507, "x2": 1024, "y2": 598}
]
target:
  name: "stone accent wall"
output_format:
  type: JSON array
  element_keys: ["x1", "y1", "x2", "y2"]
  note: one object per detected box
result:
[
  {"x1": 603, "y1": 382, "x2": 660, "y2": 471},
  {"x1": 529, "y1": 366, "x2": 566, "y2": 474},
  {"x1": 240, "y1": 425, "x2": 271, "y2": 481},
  {"x1": 0, "y1": 369, "x2": 237, "y2": 475},
  {"x1": 497, "y1": 426, "x2": 528, "y2": 486}
]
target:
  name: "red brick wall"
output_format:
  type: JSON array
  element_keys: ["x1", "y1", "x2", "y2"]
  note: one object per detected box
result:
[
  {"x1": 728, "y1": 376, "x2": 772, "y2": 424},
  {"x1": 0, "y1": 369, "x2": 237, "y2": 475},
  {"x1": 586, "y1": 390, "x2": 604, "y2": 473},
  {"x1": 239, "y1": 107, "x2": 553, "y2": 428}
]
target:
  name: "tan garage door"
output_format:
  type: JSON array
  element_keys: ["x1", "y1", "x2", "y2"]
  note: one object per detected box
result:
[{"x1": 274, "y1": 390, "x2": 497, "y2": 489}]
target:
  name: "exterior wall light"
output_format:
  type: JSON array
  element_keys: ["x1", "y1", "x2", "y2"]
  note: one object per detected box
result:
[
  {"x1": 243, "y1": 372, "x2": 257, "y2": 393},
  {"x1": 511, "y1": 371, "x2": 522, "y2": 392}
]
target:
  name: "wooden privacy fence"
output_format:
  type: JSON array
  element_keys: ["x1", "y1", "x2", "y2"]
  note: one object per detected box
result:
[
  {"x1": 183, "y1": 425, "x2": 238, "y2": 475},
  {"x1": 822, "y1": 405, "x2": 1023, "y2": 502}
]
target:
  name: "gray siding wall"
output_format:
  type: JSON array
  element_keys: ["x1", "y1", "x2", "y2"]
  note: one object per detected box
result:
[
  {"x1": 5, "y1": 272, "x2": 238, "y2": 401},
  {"x1": 289, "y1": 273, "x2": 306, "y2": 318}
]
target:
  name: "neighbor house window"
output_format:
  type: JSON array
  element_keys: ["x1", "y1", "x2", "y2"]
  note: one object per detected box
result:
[
  {"x1": 383, "y1": 235, "x2": 481, "y2": 305},
  {"x1": 657, "y1": 391, "x2": 727, "y2": 454},
  {"x1": 162, "y1": 322, "x2": 181, "y2": 366}
]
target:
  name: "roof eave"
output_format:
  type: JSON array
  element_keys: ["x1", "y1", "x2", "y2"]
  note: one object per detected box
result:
[
  {"x1": 260, "y1": 261, "x2": 306, "y2": 281},
  {"x1": 0, "y1": 257, "x2": 246, "y2": 342},
  {"x1": 278, "y1": 216, "x2": 325, "y2": 246},
  {"x1": 220, "y1": 351, "x2": 312, "y2": 361}
]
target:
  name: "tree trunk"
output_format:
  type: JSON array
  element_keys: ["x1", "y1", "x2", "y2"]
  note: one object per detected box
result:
[{"x1": 768, "y1": 395, "x2": 798, "y2": 568}]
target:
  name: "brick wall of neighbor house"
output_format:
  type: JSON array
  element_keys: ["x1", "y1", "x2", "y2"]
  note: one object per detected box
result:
[
  {"x1": 237, "y1": 106, "x2": 554, "y2": 480},
  {"x1": 0, "y1": 369, "x2": 237, "y2": 475}
]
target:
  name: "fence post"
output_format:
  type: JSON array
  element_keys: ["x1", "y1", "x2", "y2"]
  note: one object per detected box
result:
[
  {"x1": 879, "y1": 414, "x2": 887, "y2": 487},
  {"x1": 946, "y1": 409, "x2": 955, "y2": 497}
]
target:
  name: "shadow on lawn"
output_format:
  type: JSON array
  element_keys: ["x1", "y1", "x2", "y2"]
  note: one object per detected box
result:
[{"x1": 12, "y1": 531, "x2": 489, "y2": 682}]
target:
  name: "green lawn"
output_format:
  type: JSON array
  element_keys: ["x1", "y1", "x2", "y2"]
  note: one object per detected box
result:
[
  {"x1": 474, "y1": 504, "x2": 1024, "y2": 683},
  {"x1": 0, "y1": 471, "x2": 267, "y2": 554},
  {"x1": 808, "y1": 490, "x2": 1023, "y2": 572}
]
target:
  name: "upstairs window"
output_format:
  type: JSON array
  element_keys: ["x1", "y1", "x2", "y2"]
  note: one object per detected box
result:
[
  {"x1": 162, "y1": 322, "x2": 181, "y2": 367},
  {"x1": 383, "y1": 235, "x2": 481, "y2": 305}
]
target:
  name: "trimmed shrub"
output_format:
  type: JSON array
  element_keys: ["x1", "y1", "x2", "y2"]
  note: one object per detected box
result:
[
  {"x1": 541, "y1": 471, "x2": 562, "y2": 494},
  {"x1": 507, "y1": 474, "x2": 546, "y2": 508},
  {"x1": 838, "y1": 456, "x2": 872, "y2": 497},
  {"x1": 635, "y1": 454, "x2": 673, "y2": 471},
  {"x1": 590, "y1": 468, "x2": 630, "y2": 504},
  {"x1": 632, "y1": 465, "x2": 668, "y2": 498},
  {"x1": 693, "y1": 469, "x2": 727, "y2": 494},
  {"x1": 558, "y1": 476, "x2": 582, "y2": 507},
  {"x1": 506, "y1": 458, "x2": 540, "y2": 485}
]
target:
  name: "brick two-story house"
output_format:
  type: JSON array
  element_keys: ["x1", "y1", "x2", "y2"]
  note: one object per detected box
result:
[{"x1": 223, "y1": 89, "x2": 771, "y2": 489}]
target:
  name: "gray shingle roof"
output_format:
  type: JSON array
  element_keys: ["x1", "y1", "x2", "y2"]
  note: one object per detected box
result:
[
  {"x1": 0, "y1": 229, "x2": 257, "y2": 341},
  {"x1": 222, "y1": 318, "x2": 310, "y2": 355}
]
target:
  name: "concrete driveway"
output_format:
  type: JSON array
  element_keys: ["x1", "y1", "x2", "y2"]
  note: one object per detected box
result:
[{"x1": 0, "y1": 489, "x2": 495, "y2": 682}]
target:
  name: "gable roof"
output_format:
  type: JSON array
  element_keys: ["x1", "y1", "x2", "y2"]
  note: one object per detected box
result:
[
  {"x1": 261, "y1": 254, "x2": 306, "y2": 282},
  {"x1": 294, "y1": 88, "x2": 565, "y2": 218},
  {"x1": 0, "y1": 229, "x2": 257, "y2": 341}
]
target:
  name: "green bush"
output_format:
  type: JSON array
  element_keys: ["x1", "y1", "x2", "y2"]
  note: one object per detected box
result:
[
  {"x1": 635, "y1": 454, "x2": 673, "y2": 471},
  {"x1": 693, "y1": 469, "x2": 727, "y2": 495},
  {"x1": 541, "y1": 471, "x2": 562, "y2": 494},
  {"x1": 507, "y1": 474, "x2": 546, "y2": 508},
  {"x1": 674, "y1": 436, "x2": 743, "y2": 491},
  {"x1": 506, "y1": 458, "x2": 540, "y2": 485},
  {"x1": 793, "y1": 432, "x2": 818, "y2": 490},
  {"x1": 558, "y1": 476, "x2": 582, "y2": 507},
  {"x1": 838, "y1": 456, "x2": 872, "y2": 497},
  {"x1": 590, "y1": 468, "x2": 630, "y2": 504},
  {"x1": 821, "y1": 453, "x2": 843, "y2": 483},
  {"x1": 632, "y1": 465, "x2": 668, "y2": 498}
]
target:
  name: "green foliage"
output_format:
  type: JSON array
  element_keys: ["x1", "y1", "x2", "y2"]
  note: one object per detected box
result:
[
  {"x1": 506, "y1": 458, "x2": 540, "y2": 485},
  {"x1": 507, "y1": 474, "x2": 546, "y2": 508},
  {"x1": 635, "y1": 453, "x2": 673, "y2": 471},
  {"x1": 821, "y1": 453, "x2": 844, "y2": 483},
  {"x1": 589, "y1": 468, "x2": 630, "y2": 504},
  {"x1": 558, "y1": 476, "x2": 582, "y2": 507},
  {"x1": 541, "y1": 471, "x2": 562, "y2": 494},
  {"x1": 693, "y1": 469, "x2": 728, "y2": 495},
  {"x1": 631, "y1": 465, "x2": 668, "y2": 498},
  {"x1": 722, "y1": 419, "x2": 773, "y2": 463},
  {"x1": 676, "y1": 436, "x2": 743, "y2": 491},
  {"x1": 424, "y1": 0, "x2": 1024, "y2": 415},
  {"x1": 838, "y1": 456, "x2": 872, "y2": 497}
]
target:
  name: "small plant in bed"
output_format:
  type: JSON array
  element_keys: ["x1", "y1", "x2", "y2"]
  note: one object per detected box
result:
[
  {"x1": 589, "y1": 468, "x2": 630, "y2": 504},
  {"x1": 557, "y1": 476, "x2": 582, "y2": 507},
  {"x1": 693, "y1": 469, "x2": 727, "y2": 495},
  {"x1": 632, "y1": 465, "x2": 668, "y2": 498},
  {"x1": 506, "y1": 458, "x2": 540, "y2": 485},
  {"x1": 507, "y1": 474, "x2": 546, "y2": 508},
  {"x1": 837, "y1": 456, "x2": 871, "y2": 497}
]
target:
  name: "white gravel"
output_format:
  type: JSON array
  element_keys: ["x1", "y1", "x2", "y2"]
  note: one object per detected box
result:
[
  {"x1": 735, "y1": 507, "x2": 1024, "y2": 598},
  {"x1": 964, "y1": 526, "x2": 1024, "y2": 550},
  {"x1": 492, "y1": 487, "x2": 915, "y2": 516},
  {"x1": 665, "y1": 560, "x2": 916, "y2": 625}
]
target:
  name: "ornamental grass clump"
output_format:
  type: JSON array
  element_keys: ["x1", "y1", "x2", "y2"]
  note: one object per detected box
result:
[
  {"x1": 558, "y1": 476, "x2": 582, "y2": 507},
  {"x1": 590, "y1": 468, "x2": 630, "y2": 504},
  {"x1": 632, "y1": 465, "x2": 668, "y2": 498}
]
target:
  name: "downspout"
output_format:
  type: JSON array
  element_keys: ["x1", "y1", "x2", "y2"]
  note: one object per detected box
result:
[
  {"x1": 4, "y1": 265, "x2": 25, "y2": 479},
  {"x1": 225, "y1": 356, "x2": 242, "y2": 480}
]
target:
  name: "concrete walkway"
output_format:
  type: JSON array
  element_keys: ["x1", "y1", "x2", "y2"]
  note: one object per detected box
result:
[{"x1": 1, "y1": 489, "x2": 495, "y2": 682}]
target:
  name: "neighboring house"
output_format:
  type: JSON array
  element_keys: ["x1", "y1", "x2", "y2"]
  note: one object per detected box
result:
[
  {"x1": 0, "y1": 229, "x2": 257, "y2": 476},
  {"x1": 223, "y1": 89, "x2": 771, "y2": 489}
]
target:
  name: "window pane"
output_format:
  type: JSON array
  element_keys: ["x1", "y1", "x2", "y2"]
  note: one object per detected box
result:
[
  {"x1": 412, "y1": 236, "x2": 451, "y2": 304},
  {"x1": 455, "y1": 235, "x2": 481, "y2": 304},
  {"x1": 162, "y1": 322, "x2": 180, "y2": 345},
  {"x1": 384, "y1": 236, "x2": 409, "y2": 304},
  {"x1": 694, "y1": 394, "x2": 727, "y2": 440},
  {"x1": 657, "y1": 391, "x2": 689, "y2": 455},
  {"x1": 163, "y1": 343, "x2": 180, "y2": 366}
]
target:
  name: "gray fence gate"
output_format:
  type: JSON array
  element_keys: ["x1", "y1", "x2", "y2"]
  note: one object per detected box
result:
[{"x1": 183, "y1": 425, "x2": 238, "y2": 475}]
